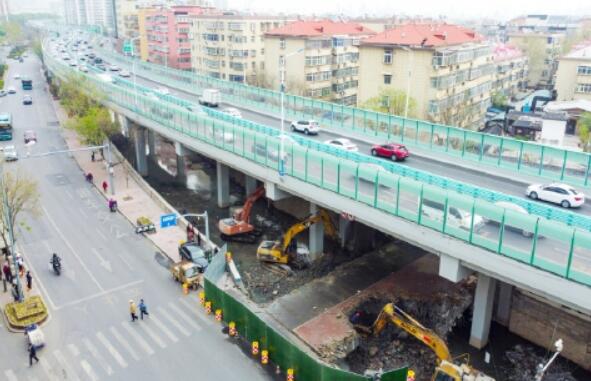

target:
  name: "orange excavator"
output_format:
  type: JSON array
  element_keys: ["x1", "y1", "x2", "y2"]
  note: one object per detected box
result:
[{"x1": 218, "y1": 186, "x2": 265, "y2": 243}]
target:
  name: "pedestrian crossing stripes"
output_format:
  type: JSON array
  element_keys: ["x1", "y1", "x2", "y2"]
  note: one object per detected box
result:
[{"x1": 1, "y1": 298, "x2": 214, "y2": 380}]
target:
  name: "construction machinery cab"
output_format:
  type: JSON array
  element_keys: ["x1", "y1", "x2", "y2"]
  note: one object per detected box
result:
[
  {"x1": 218, "y1": 186, "x2": 265, "y2": 243},
  {"x1": 256, "y1": 209, "x2": 337, "y2": 267},
  {"x1": 352, "y1": 303, "x2": 495, "y2": 381}
]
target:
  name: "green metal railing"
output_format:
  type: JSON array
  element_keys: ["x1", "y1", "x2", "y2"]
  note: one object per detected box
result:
[
  {"x1": 45, "y1": 49, "x2": 591, "y2": 288},
  {"x1": 204, "y1": 249, "x2": 408, "y2": 381},
  {"x1": 94, "y1": 44, "x2": 591, "y2": 190}
]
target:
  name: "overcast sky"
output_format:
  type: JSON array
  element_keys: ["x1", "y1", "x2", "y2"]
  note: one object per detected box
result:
[{"x1": 228, "y1": 0, "x2": 591, "y2": 20}]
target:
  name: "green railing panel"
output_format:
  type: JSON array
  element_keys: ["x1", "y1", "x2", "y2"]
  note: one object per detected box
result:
[
  {"x1": 563, "y1": 150, "x2": 588, "y2": 185},
  {"x1": 519, "y1": 142, "x2": 542, "y2": 175},
  {"x1": 322, "y1": 155, "x2": 340, "y2": 192},
  {"x1": 571, "y1": 230, "x2": 591, "y2": 283},
  {"x1": 357, "y1": 165, "x2": 379, "y2": 206},
  {"x1": 306, "y1": 149, "x2": 324, "y2": 187},
  {"x1": 442, "y1": 192, "x2": 473, "y2": 241},
  {"x1": 338, "y1": 161, "x2": 358, "y2": 199},
  {"x1": 499, "y1": 210, "x2": 536, "y2": 263},
  {"x1": 376, "y1": 173, "x2": 399, "y2": 213},
  {"x1": 541, "y1": 146, "x2": 567, "y2": 180},
  {"x1": 463, "y1": 130, "x2": 483, "y2": 162},
  {"x1": 397, "y1": 178, "x2": 421, "y2": 222},
  {"x1": 291, "y1": 144, "x2": 308, "y2": 180},
  {"x1": 420, "y1": 185, "x2": 447, "y2": 231},
  {"x1": 499, "y1": 139, "x2": 521, "y2": 171},
  {"x1": 481, "y1": 135, "x2": 503, "y2": 165},
  {"x1": 534, "y1": 219, "x2": 574, "y2": 277},
  {"x1": 447, "y1": 127, "x2": 466, "y2": 157}
]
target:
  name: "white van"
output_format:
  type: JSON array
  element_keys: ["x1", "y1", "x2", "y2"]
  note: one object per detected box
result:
[{"x1": 420, "y1": 198, "x2": 484, "y2": 231}]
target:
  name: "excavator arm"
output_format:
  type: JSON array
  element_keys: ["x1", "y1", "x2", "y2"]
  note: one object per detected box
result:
[
  {"x1": 235, "y1": 186, "x2": 265, "y2": 223},
  {"x1": 372, "y1": 303, "x2": 452, "y2": 363},
  {"x1": 279, "y1": 209, "x2": 338, "y2": 253}
]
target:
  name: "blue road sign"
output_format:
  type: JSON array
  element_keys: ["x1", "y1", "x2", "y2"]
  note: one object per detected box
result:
[{"x1": 160, "y1": 213, "x2": 177, "y2": 228}]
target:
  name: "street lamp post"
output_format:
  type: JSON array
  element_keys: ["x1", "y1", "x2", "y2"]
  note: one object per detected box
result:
[
  {"x1": 279, "y1": 48, "x2": 304, "y2": 177},
  {"x1": 535, "y1": 339, "x2": 563, "y2": 381},
  {"x1": 128, "y1": 36, "x2": 142, "y2": 107},
  {"x1": 400, "y1": 46, "x2": 414, "y2": 119}
]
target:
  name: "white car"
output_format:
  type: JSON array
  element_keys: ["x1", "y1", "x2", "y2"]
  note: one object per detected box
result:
[
  {"x1": 79, "y1": 65, "x2": 89, "y2": 73},
  {"x1": 7, "y1": 86, "x2": 16, "y2": 94},
  {"x1": 0, "y1": 145, "x2": 17, "y2": 161},
  {"x1": 291, "y1": 120, "x2": 319, "y2": 135},
  {"x1": 13, "y1": 73, "x2": 20, "y2": 80},
  {"x1": 324, "y1": 138, "x2": 358, "y2": 152},
  {"x1": 526, "y1": 183, "x2": 584, "y2": 208},
  {"x1": 108, "y1": 65, "x2": 120, "y2": 71},
  {"x1": 486, "y1": 201, "x2": 534, "y2": 237},
  {"x1": 119, "y1": 70, "x2": 131, "y2": 77},
  {"x1": 69, "y1": 60, "x2": 77, "y2": 67},
  {"x1": 223, "y1": 107, "x2": 242, "y2": 118},
  {"x1": 154, "y1": 86, "x2": 170, "y2": 95}
]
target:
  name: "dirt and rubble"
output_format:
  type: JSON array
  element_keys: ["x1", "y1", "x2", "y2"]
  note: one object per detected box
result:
[
  {"x1": 343, "y1": 292, "x2": 474, "y2": 380},
  {"x1": 500, "y1": 344, "x2": 577, "y2": 381}
]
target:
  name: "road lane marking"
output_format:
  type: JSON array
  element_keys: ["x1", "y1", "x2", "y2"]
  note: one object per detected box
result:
[
  {"x1": 41, "y1": 206, "x2": 104, "y2": 292},
  {"x1": 82, "y1": 337, "x2": 113, "y2": 376},
  {"x1": 109, "y1": 326, "x2": 140, "y2": 361},
  {"x1": 38, "y1": 358, "x2": 58, "y2": 381},
  {"x1": 67, "y1": 343, "x2": 80, "y2": 357},
  {"x1": 64, "y1": 189, "x2": 73, "y2": 199},
  {"x1": 79, "y1": 360, "x2": 99, "y2": 381},
  {"x1": 121, "y1": 322, "x2": 155, "y2": 356},
  {"x1": 91, "y1": 248, "x2": 112, "y2": 272},
  {"x1": 137, "y1": 321, "x2": 167, "y2": 349},
  {"x1": 149, "y1": 315, "x2": 179, "y2": 343},
  {"x1": 4, "y1": 370, "x2": 17, "y2": 381},
  {"x1": 54, "y1": 279, "x2": 144, "y2": 310},
  {"x1": 157, "y1": 307, "x2": 191, "y2": 337},
  {"x1": 167, "y1": 302, "x2": 202, "y2": 332},
  {"x1": 96, "y1": 331, "x2": 128, "y2": 369},
  {"x1": 53, "y1": 349, "x2": 81, "y2": 381},
  {"x1": 95, "y1": 229, "x2": 107, "y2": 242},
  {"x1": 178, "y1": 297, "x2": 214, "y2": 326}
]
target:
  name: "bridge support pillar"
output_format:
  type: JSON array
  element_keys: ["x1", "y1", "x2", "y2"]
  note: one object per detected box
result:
[
  {"x1": 308, "y1": 203, "x2": 324, "y2": 260},
  {"x1": 245, "y1": 175, "x2": 257, "y2": 195},
  {"x1": 132, "y1": 123, "x2": 148, "y2": 177},
  {"x1": 265, "y1": 182, "x2": 291, "y2": 201},
  {"x1": 148, "y1": 130, "x2": 156, "y2": 159},
  {"x1": 216, "y1": 162, "x2": 230, "y2": 208},
  {"x1": 338, "y1": 215, "x2": 352, "y2": 249},
  {"x1": 495, "y1": 282, "x2": 513, "y2": 327},
  {"x1": 470, "y1": 273, "x2": 497, "y2": 349},
  {"x1": 439, "y1": 254, "x2": 471, "y2": 282},
  {"x1": 118, "y1": 113, "x2": 130, "y2": 137},
  {"x1": 174, "y1": 141, "x2": 186, "y2": 182}
]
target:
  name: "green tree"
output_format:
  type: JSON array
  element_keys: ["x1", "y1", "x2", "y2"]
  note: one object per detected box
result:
[
  {"x1": 0, "y1": 21, "x2": 24, "y2": 44},
  {"x1": 578, "y1": 112, "x2": 591, "y2": 152},
  {"x1": 361, "y1": 88, "x2": 417, "y2": 117},
  {"x1": 491, "y1": 91, "x2": 508, "y2": 109},
  {"x1": 58, "y1": 75, "x2": 102, "y2": 117},
  {"x1": 67, "y1": 107, "x2": 118, "y2": 145},
  {"x1": 516, "y1": 38, "x2": 546, "y2": 85}
]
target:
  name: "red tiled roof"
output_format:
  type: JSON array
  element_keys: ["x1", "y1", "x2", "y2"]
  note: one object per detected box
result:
[
  {"x1": 361, "y1": 23, "x2": 482, "y2": 47},
  {"x1": 266, "y1": 20, "x2": 375, "y2": 37}
]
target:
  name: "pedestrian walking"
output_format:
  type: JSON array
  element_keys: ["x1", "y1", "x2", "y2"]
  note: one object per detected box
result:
[
  {"x1": 102, "y1": 180, "x2": 108, "y2": 193},
  {"x1": 139, "y1": 299, "x2": 149, "y2": 320},
  {"x1": 11, "y1": 283, "x2": 19, "y2": 302},
  {"x1": 3, "y1": 262, "x2": 12, "y2": 283},
  {"x1": 26, "y1": 271, "x2": 32, "y2": 291},
  {"x1": 91, "y1": 151, "x2": 95, "y2": 162},
  {"x1": 28, "y1": 343, "x2": 39, "y2": 367},
  {"x1": 129, "y1": 300, "x2": 138, "y2": 322},
  {"x1": 16, "y1": 254, "x2": 24, "y2": 277}
]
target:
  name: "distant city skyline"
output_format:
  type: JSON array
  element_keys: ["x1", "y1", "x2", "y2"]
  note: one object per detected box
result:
[{"x1": 227, "y1": 0, "x2": 591, "y2": 21}]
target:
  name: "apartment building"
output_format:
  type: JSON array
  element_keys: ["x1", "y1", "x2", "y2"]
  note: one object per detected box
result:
[
  {"x1": 492, "y1": 43, "x2": 528, "y2": 99},
  {"x1": 115, "y1": 0, "x2": 140, "y2": 43},
  {"x1": 64, "y1": 0, "x2": 87, "y2": 25},
  {"x1": 190, "y1": 14, "x2": 292, "y2": 84},
  {"x1": 264, "y1": 20, "x2": 375, "y2": 105},
  {"x1": 555, "y1": 42, "x2": 591, "y2": 102},
  {"x1": 140, "y1": 5, "x2": 212, "y2": 70},
  {"x1": 506, "y1": 32, "x2": 564, "y2": 89},
  {"x1": 358, "y1": 23, "x2": 493, "y2": 128},
  {"x1": 85, "y1": 0, "x2": 117, "y2": 35}
]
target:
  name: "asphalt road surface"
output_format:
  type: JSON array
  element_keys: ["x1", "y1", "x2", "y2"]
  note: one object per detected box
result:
[{"x1": 0, "y1": 52, "x2": 273, "y2": 381}]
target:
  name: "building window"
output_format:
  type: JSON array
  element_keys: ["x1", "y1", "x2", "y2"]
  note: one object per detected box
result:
[
  {"x1": 384, "y1": 49, "x2": 393, "y2": 64},
  {"x1": 280, "y1": 38, "x2": 286, "y2": 49},
  {"x1": 229, "y1": 74, "x2": 244, "y2": 82},
  {"x1": 576, "y1": 83, "x2": 591, "y2": 93},
  {"x1": 383, "y1": 74, "x2": 392, "y2": 84},
  {"x1": 577, "y1": 65, "x2": 591, "y2": 75}
]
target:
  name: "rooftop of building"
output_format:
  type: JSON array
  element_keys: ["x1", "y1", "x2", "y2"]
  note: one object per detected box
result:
[
  {"x1": 192, "y1": 12, "x2": 296, "y2": 21},
  {"x1": 493, "y1": 43, "x2": 525, "y2": 62},
  {"x1": 564, "y1": 40, "x2": 591, "y2": 60},
  {"x1": 265, "y1": 19, "x2": 375, "y2": 38},
  {"x1": 360, "y1": 23, "x2": 483, "y2": 48}
]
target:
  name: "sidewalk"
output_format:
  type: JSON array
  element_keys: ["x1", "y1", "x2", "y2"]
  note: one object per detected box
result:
[{"x1": 51, "y1": 100, "x2": 186, "y2": 263}]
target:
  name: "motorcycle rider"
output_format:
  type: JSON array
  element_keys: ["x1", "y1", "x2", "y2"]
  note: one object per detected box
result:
[{"x1": 51, "y1": 253, "x2": 61, "y2": 273}]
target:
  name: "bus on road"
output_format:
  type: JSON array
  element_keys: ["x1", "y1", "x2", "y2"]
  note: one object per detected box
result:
[
  {"x1": 21, "y1": 77, "x2": 32, "y2": 90},
  {"x1": 0, "y1": 113, "x2": 13, "y2": 141}
]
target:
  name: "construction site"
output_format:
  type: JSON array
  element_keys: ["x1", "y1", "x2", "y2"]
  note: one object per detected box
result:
[{"x1": 118, "y1": 134, "x2": 591, "y2": 381}]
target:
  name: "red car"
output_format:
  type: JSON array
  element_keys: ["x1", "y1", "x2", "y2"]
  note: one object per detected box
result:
[{"x1": 371, "y1": 143, "x2": 409, "y2": 161}]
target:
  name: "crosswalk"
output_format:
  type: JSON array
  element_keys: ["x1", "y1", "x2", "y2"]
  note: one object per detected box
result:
[{"x1": 3, "y1": 297, "x2": 208, "y2": 380}]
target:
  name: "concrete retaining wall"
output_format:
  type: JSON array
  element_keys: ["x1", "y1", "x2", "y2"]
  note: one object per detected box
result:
[{"x1": 509, "y1": 290, "x2": 591, "y2": 370}]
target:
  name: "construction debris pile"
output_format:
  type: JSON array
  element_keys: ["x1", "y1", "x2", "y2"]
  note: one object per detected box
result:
[
  {"x1": 345, "y1": 292, "x2": 473, "y2": 381},
  {"x1": 500, "y1": 345, "x2": 577, "y2": 381}
]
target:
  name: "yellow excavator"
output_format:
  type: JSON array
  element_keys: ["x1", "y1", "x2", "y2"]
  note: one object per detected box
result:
[
  {"x1": 256, "y1": 209, "x2": 337, "y2": 267},
  {"x1": 352, "y1": 303, "x2": 495, "y2": 381}
]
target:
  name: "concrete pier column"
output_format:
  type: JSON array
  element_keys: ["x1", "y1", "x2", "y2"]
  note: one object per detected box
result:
[
  {"x1": 245, "y1": 174, "x2": 257, "y2": 195},
  {"x1": 470, "y1": 273, "x2": 497, "y2": 349},
  {"x1": 148, "y1": 130, "x2": 156, "y2": 159},
  {"x1": 133, "y1": 123, "x2": 148, "y2": 176},
  {"x1": 119, "y1": 114, "x2": 130, "y2": 137},
  {"x1": 495, "y1": 282, "x2": 513, "y2": 327},
  {"x1": 338, "y1": 215, "x2": 352, "y2": 249},
  {"x1": 309, "y1": 203, "x2": 324, "y2": 259},
  {"x1": 216, "y1": 162, "x2": 230, "y2": 208},
  {"x1": 174, "y1": 141, "x2": 186, "y2": 182}
]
